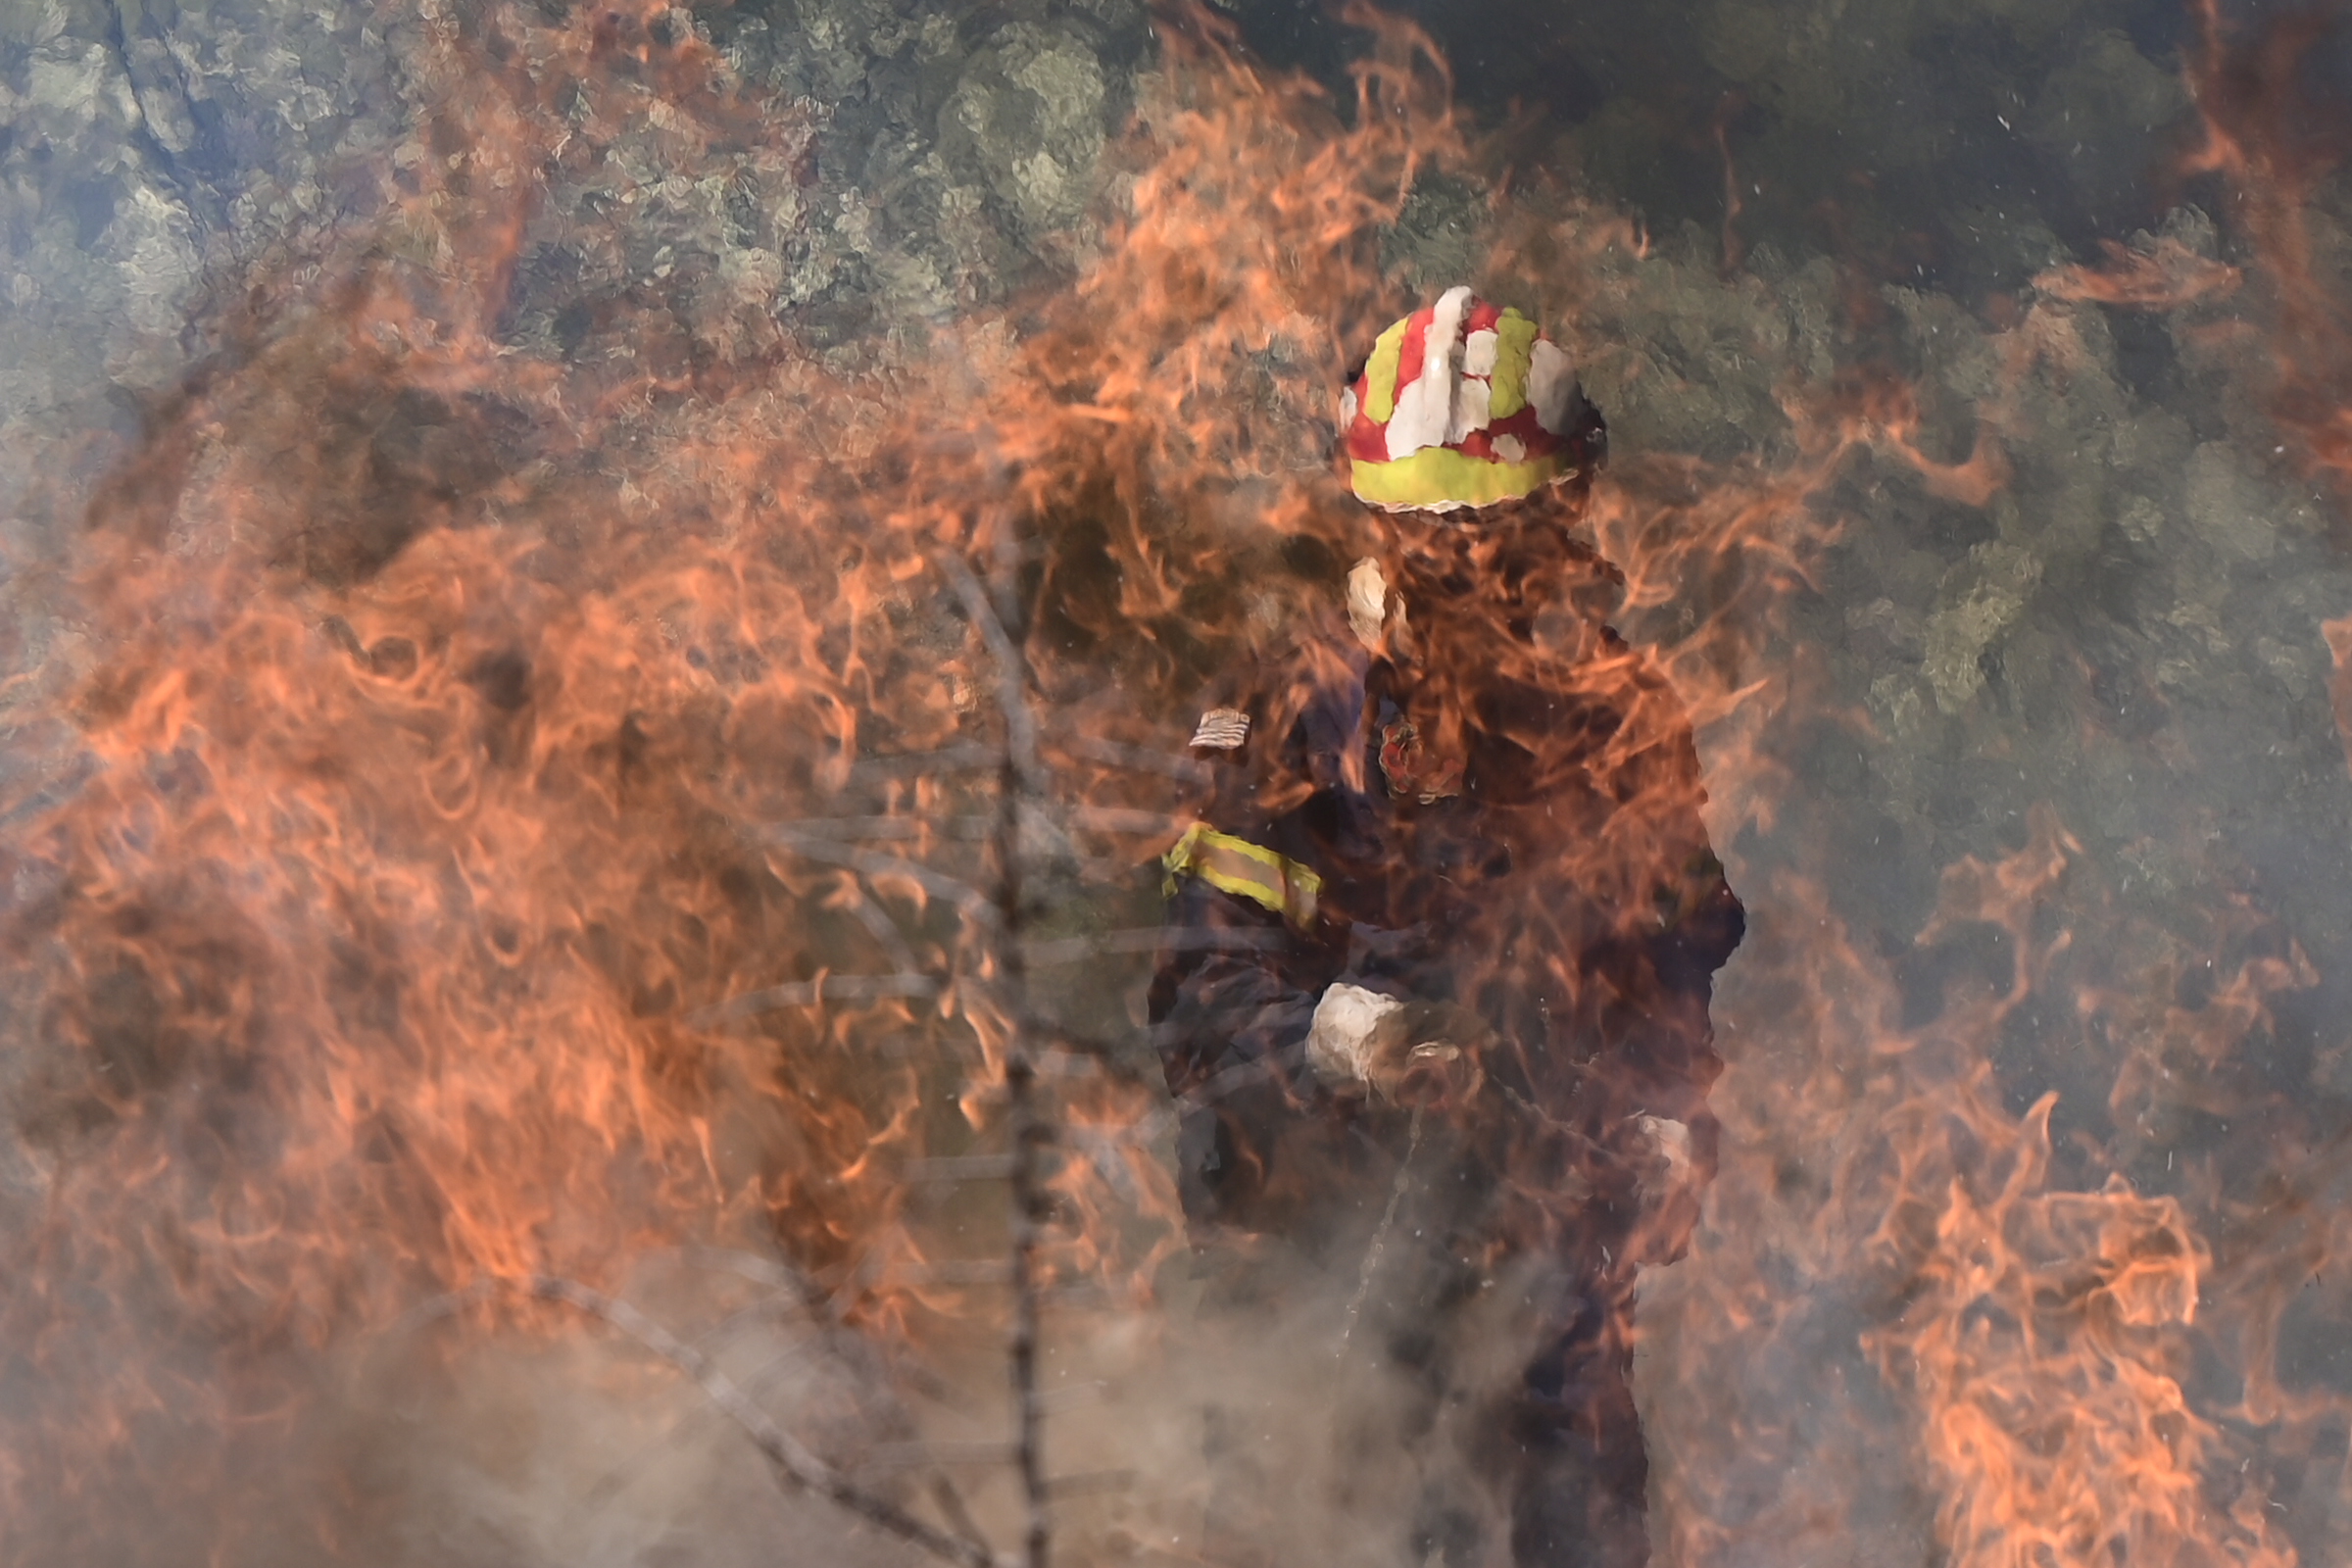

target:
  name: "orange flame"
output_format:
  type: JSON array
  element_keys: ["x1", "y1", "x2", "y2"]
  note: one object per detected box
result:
[{"x1": 0, "y1": 3, "x2": 2343, "y2": 1564}]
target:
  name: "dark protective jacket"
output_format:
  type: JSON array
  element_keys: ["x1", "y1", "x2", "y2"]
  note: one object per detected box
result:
[
  {"x1": 1150, "y1": 514, "x2": 1742, "y2": 1250},
  {"x1": 1147, "y1": 492, "x2": 1743, "y2": 1567}
]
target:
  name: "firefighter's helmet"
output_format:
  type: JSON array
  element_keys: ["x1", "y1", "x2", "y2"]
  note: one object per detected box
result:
[{"x1": 1340, "y1": 286, "x2": 1593, "y2": 513}]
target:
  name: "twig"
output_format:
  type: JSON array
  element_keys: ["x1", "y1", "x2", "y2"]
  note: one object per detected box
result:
[
  {"x1": 1044, "y1": 728, "x2": 1215, "y2": 785},
  {"x1": 944, "y1": 546, "x2": 1054, "y2": 1568},
  {"x1": 694, "y1": 1289, "x2": 810, "y2": 1351},
  {"x1": 1066, "y1": 805, "x2": 1192, "y2": 836},
  {"x1": 843, "y1": 742, "x2": 1002, "y2": 785},
  {"x1": 667, "y1": 1245, "x2": 829, "y2": 1299},
  {"x1": 582, "y1": 1322, "x2": 819, "y2": 1506},
  {"x1": 837, "y1": 876, "x2": 927, "y2": 976},
  {"x1": 1339, "y1": 1106, "x2": 1425, "y2": 1356},
  {"x1": 1060, "y1": 1034, "x2": 1313, "y2": 1157},
  {"x1": 930, "y1": 1477, "x2": 990, "y2": 1551},
  {"x1": 1043, "y1": 1469, "x2": 1139, "y2": 1498},
  {"x1": 904, "y1": 1154, "x2": 1021, "y2": 1182},
  {"x1": 1005, "y1": 1031, "x2": 1050, "y2": 1568},
  {"x1": 940, "y1": 553, "x2": 1047, "y2": 799},
  {"x1": 777, "y1": 814, "x2": 998, "y2": 840},
  {"x1": 858, "y1": 1440, "x2": 1021, "y2": 1474},
  {"x1": 516, "y1": 1276, "x2": 1009, "y2": 1568},
  {"x1": 686, "y1": 972, "x2": 941, "y2": 1028},
  {"x1": 759, "y1": 828, "x2": 1002, "y2": 928},
  {"x1": 1021, "y1": 925, "x2": 1285, "y2": 965},
  {"x1": 760, "y1": 807, "x2": 1183, "y2": 842}
]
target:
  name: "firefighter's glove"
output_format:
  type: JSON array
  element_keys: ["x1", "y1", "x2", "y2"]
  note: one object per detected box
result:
[
  {"x1": 1626, "y1": 1112, "x2": 1703, "y2": 1266},
  {"x1": 1305, "y1": 983, "x2": 1488, "y2": 1109}
]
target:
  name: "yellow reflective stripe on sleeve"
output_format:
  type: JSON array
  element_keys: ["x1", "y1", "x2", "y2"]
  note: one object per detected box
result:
[
  {"x1": 1350, "y1": 447, "x2": 1570, "y2": 511},
  {"x1": 1361, "y1": 317, "x2": 1410, "y2": 425},
  {"x1": 1161, "y1": 823, "x2": 1323, "y2": 930},
  {"x1": 1486, "y1": 309, "x2": 1541, "y2": 419},
  {"x1": 1160, "y1": 823, "x2": 1206, "y2": 900}
]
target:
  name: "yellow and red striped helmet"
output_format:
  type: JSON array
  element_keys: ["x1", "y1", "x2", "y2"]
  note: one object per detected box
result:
[{"x1": 1340, "y1": 286, "x2": 1593, "y2": 513}]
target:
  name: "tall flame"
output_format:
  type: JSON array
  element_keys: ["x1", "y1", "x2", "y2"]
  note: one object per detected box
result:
[{"x1": 0, "y1": 2, "x2": 2347, "y2": 1564}]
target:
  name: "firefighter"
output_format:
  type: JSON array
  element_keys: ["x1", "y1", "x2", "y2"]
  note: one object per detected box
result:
[{"x1": 1150, "y1": 287, "x2": 1744, "y2": 1567}]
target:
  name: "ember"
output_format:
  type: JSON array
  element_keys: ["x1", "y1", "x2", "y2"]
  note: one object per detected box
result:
[{"x1": 0, "y1": 2, "x2": 2350, "y2": 1566}]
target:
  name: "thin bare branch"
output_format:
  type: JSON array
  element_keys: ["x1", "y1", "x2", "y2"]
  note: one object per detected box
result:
[
  {"x1": 929, "y1": 1478, "x2": 990, "y2": 1550},
  {"x1": 939, "y1": 553, "x2": 1047, "y2": 798},
  {"x1": 760, "y1": 828, "x2": 1001, "y2": 927},
  {"x1": 836, "y1": 876, "x2": 928, "y2": 975},
  {"x1": 518, "y1": 1276, "x2": 1011, "y2": 1568},
  {"x1": 944, "y1": 544, "x2": 1054, "y2": 1568},
  {"x1": 1339, "y1": 1107, "x2": 1425, "y2": 1355},
  {"x1": 686, "y1": 972, "x2": 942, "y2": 1028},
  {"x1": 1022, "y1": 925, "x2": 1283, "y2": 965},
  {"x1": 843, "y1": 743, "x2": 1001, "y2": 786},
  {"x1": 1086, "y1": 1035, "x2": 1314, "y2": 1152},
  {"x1": 1045, "y1": 728, "x2": 1215, "y2": 785},
  {"x1": 858, "y1": 1441, "x2": 1021, "y2": 1474},
  {"x1": 667, "y1": 1246, "x2": 829, "y2": 1298},
  {"x1": 903, "y1": 1154, "x2": 1021, "y2": 1182}
]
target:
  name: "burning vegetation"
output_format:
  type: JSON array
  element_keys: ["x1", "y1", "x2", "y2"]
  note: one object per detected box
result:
[{"x1": 2, "y1": 1, "x2": 2352, "y2": 1566}]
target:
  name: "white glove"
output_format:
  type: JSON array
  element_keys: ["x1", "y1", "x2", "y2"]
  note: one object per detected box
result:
[
  {"x1": 1305, "y1": 982, "x2": 1404, "y2": 1087},
  {"x1": 1633, "y1": 1114, "x2": 1694, "y2": 1200}
]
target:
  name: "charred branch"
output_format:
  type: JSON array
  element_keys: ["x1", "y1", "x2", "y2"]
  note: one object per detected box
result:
[
  {"x1": 411, "y1": 1277, "x2": 1011, "y2": 1568},
  {"x1": 686, "y1": 973, "x2": 943, "y2": 1027},
  {"x1": 945, "y1": 545, "x2": 1055, "y2": 1568}
]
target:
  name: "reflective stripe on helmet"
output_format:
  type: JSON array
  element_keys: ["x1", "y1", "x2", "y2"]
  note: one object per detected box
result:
[
  {"x1": 1360, "y1": 316, "x2": 1410, "y2": 425},
  {"x1": 1485, "y1": 309, "x2": 1541, "y2": 419},
  {"x1": 1161, "y1": 823, "x2": 1323, "y2": 930},
  {"x1": 1350, "y1": 445, "x2": 1575, "y2": 512}
]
